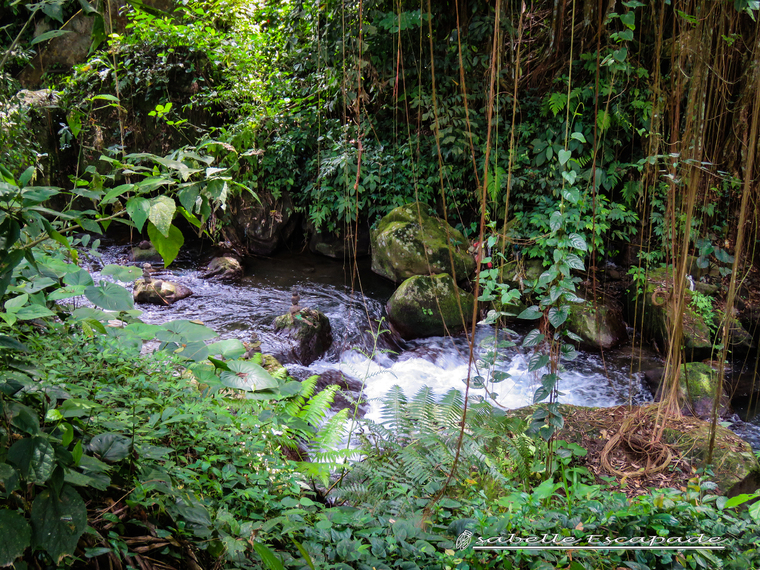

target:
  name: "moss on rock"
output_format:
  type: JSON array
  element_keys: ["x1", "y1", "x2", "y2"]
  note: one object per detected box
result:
[
  {"x1": 387, "y1": 273, "x2": 474, "y2": 339},
  {"x1": 370, "y1": 202, "x2": 474, "y2": 282},
  {"x1": 630, "y1": 266, "x2": 713, "y2": 360},
  {"x1": 273, "y1": 308, "x2": 333, "y2": 365},
  {"x1": 566, "y1": 299, "x2": 628, "y2": 350}
]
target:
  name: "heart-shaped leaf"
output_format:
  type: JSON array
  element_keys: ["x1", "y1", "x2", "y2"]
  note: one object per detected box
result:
[
  {"x1": 558, "y1": 149, "x2": 572, "y2": 165},
  {"x1": 31, "y1": 485, "x2": 87, "y2": 563},
  {"x1": 221, "y1": 360, "x2": 279, "y2": 392}
]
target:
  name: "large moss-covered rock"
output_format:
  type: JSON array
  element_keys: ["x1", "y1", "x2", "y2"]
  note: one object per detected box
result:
[
  {"x1": 387, "y1": 273, "x2": 474, "y2": 339},
  {"x1": 133, "y1": 278, "x2": 192, "y2": 305},
  {"x1": 567, "y1": 298, "x2": 628, "y2": 350},
  {"x1": 630, "y1": 266, "x2": 713, "y2": 361},
  {"x1": 370, "y1": 203, "x2": 474, "y2": 282},
  {"x1": 644, "y1": 362, "x2": 729, "y2": 419},
  {"x1": 273, "y1": 308, "x2": 333, "y2": 365}
]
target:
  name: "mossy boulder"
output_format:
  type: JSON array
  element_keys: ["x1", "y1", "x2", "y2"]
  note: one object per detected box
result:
[
  {"x1": 370, "y1": 202, "x2": 474, "y2": 282},
  {"x1": 644, "y1": 362, "x2": 729, "y2": 419},
  {"x1": 130, "y1": 243, "x2": 162, "y2": 263},
  {"x1": 630, "y1": 266, "x2": 713, "y2": 361},
  {"x1": 200, "y1": 256, "x2": 243, "y2": 281},
  {"x1": 273, "y1": 308, "x2": 333, "y2": 365},
  {"x1": 387, "y1": 273, "x2": 474, "y2": 339},
  {"x1": 661, "y1": 422, "x2": 760, "y2": 496},
  {"x1": 133, "y1": 278, "x2": 192, "y2": 305},
  {"x1": 567, "y1": 298, "x2": 628, "y2": 350}
]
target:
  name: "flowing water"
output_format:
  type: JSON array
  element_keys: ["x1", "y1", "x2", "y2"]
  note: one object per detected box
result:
[{"x1": 89, "y1": 242, "x2": 760, "y2": 448}]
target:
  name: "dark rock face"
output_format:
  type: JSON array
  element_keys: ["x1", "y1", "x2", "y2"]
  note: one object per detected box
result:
[
  {"x1": 224, "y1": 191, "x2": 299, "y2": 256},
  {"x1": 133, "y1": 278, "x2": 193, "y2": 305},
  {"x1": 308, "y1": 221, "x2": 371, "y2": 259},
  {"x1": 628, "y1": 266, "x2": 713, "y2": 361},
  {"x1": 387, "y1": 273, "x2": 474, "y2": 340},
  {"x1": 643, "y1": 363, "x2": 730, "y2": 420},
  {"x1": 200, "y1": 256, "x2": 243, "y2": 281},
  {"x1": 273, "y1": 308, "x2": 333, "y2": 365},
  {"x1": 315, "y1": 370, "x2": 368, "y2": 415},
  {"x1": 566, "y1": 297, "x2": 628, "y2": 350},
  {"x1": 370, "y1": 202, "x2": 474, "y2": 283}
]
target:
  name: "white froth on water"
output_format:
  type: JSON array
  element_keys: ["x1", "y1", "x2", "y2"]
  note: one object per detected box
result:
[{"x1": 309, "y1": 329, "x2": 648, "y2": 423}]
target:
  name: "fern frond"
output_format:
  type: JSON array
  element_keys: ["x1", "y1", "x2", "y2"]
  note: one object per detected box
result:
[
  {"x1": 314, "y1": 408, "x2": 349, "y2": 449},
  {"x1": 300, "y1": 384, "x2": 337, "y2": 426},
  {"x1": 380, "y1": 385, "x2": 409, "y2": 434}
]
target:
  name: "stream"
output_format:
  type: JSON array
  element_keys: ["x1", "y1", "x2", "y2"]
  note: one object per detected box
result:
[{"x1": 89, "y1": 243, "x2": 760, "y2": 449}]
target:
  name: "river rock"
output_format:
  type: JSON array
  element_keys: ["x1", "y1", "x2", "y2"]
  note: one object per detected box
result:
[
  {"x1": 387, "y1": 273, "x2": 474, "y2": 340},
  {"x1": 644, "y1": 362, "x2": 729, "y2": 419},
  {"x1": 629, "y1": 266, "x2": 713, "y2": 361},
  {"x1": 224, "y1": 190, "x2": 298, "y2": 256},
  {"x1": 200, "y1": 256, "x2": 243, "y2": 281},
  {"x1": 273, "y1": 308, "x2": 333, "y2": 365},
  {"x1": 370, "y1": 202, "x2": 474, "y2": 282},
  {"x1": 133, "y1": 278, "x2": 192, "y2": 305},
  {"x1": 315, "y1": 370, "x2": 368, "y2": 414},
  {"x1": 130, "y1": 242, "x2": 162, "y2": 263},
  {"x1": 566, "y1": 297, "x2": 628, "y2": 350}
]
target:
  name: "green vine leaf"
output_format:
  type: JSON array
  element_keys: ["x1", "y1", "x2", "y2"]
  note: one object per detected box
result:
[
  {"x1": 147, "y1": 222, "x2": 184, "y2": 267},
  {"x1": 148, "y1": 195, "x2": 176, "y2": 237},
  {"x1": 31, "y1": 485, "x2": 87, "y2": 563},
  {"x1": 126, "y1": 197, "x2": 151, "y2": 233},
  {"x1": 522, "y1": 328, "x2": 545, "y2": 347},
  {"x1": 0, "y1": 509, "x2": 31, "y2": 565},
  {"x1": 568, "y1": 233, "x2": 588, "y2": 251}
]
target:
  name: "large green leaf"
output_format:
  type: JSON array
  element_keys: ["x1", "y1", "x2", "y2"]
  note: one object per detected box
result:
[
  {"x1": 147, "y1": 222, "x2": 183, "y2": 267},
  {"x1": 221, "y1": 360, "x2": 279, "y2": 392},
  {"x1": 0, "y1": 509, "x2": 31, "y2": 565},
  {"x1": 125, "y1": 197, "x2": 150, "y2": 233},
  {"x1": 15, "y1": 304, "x2": 56, "y2": 320},
  {"x1": 88, "y1": 433, "x2": 131, "y2": 463},
  {"x1": 253, "y1": 542, "x2": 286, "y2": 570},
  {"x1": 84, "y1": 282, "x2": 134, "y2": 311},
  {"x1": 101, "y1": 264, "x2": 142, "y2": 282},
  {"x1": 31, "y1": 485, "x2": 87, "y2": 563},
  {"x1": 172, "y1": 340, "x2": 209, "y2": 362},
  {"x1": 207, "y1": 339, "x2": 246, "y2": 359},
  {"x1": 161, "y1": 320, "x2": 217, "y2": 342},
  {"x1": 0, "y1": 464, "x2": 20, "y2": 497},
  {"x1": 63, "y1": 268, "x2": 94, "y2": 287},
  {"x1": 148, "y1": 196, "x2": 176, "y2": 237},
  {"x1": 7, "y1": 436, "x2": 55, "y2": 484}
]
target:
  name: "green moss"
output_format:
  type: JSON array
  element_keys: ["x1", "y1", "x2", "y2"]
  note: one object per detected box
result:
[
  {"x1": 387, "y1": 273, "x2": 474, "y2": 339},
  {"x1": 370, "y1": 202, "x2": 474, "y2": 282},
  {"x1": 633, "y1": 266, "x2": 713, "y2": 359}
]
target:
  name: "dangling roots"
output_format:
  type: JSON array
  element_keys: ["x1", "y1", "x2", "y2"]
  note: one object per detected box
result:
[{"x1": 600, "y1": 406, "x2": 676, "y2": 478}]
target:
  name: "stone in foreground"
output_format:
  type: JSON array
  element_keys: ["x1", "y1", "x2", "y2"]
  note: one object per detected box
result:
[
  {"x1": 133, "y1": 278, "x2": 192, "y2": 305},
  {"x1": 273, "y1": 308, "x2": 333, "y2": 365},
  {"x1": 387, "y1": 273, "x2": 474, "y2": 339}
]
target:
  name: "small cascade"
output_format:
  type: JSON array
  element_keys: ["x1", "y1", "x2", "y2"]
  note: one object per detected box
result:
[{"x1": 87, "y1": 243, "x2": 760, "y2": 448}]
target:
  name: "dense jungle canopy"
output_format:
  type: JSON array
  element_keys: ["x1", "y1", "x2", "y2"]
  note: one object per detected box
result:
[{"x1": 1, "y1": 0, "x2": 760, "y2": 568}]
